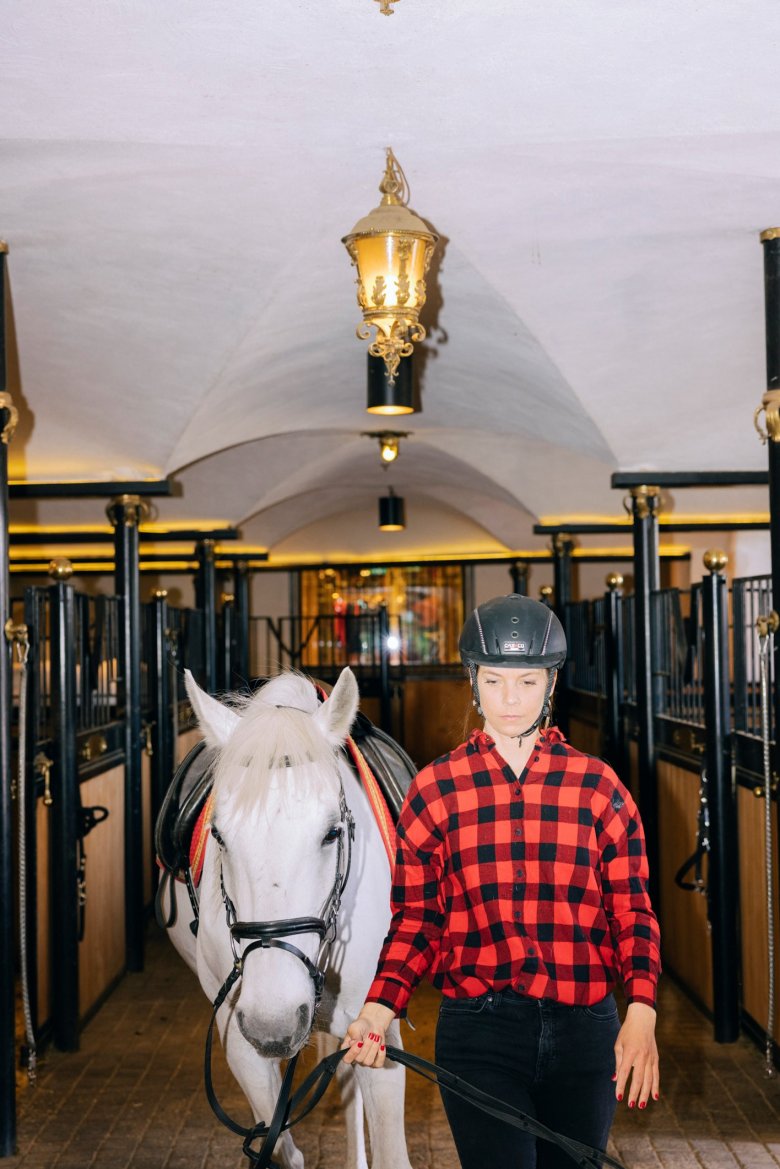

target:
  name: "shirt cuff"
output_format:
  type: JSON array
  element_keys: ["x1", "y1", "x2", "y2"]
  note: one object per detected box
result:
[
  {"x1": 624, "y1": 976, "x2": 658, "y2": 1009},
  {"x1": 364, "y1": 976, "x2": 410, "y2": 1016}
]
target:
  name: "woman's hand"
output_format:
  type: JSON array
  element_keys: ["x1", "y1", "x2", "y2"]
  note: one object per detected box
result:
[
  {"x1": 341, "y1": 1003, "x2": 394, "y2": 1068},
  {"x1": 614, "y1": 1002, "x2": 659, "y2": 1109}
]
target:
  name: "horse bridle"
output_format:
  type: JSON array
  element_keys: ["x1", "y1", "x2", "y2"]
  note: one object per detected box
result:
[{"x1": 213, "y1": 762, "x2": 355, "y2": 1009}]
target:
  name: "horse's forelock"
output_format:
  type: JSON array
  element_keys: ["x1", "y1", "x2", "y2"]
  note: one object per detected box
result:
[{"x1": 211, "y1": 675, "x2": 338, "y2": 825}]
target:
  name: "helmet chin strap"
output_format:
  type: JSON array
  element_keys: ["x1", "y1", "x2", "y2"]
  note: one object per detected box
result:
[{"x1": 469, "y1": 665, "x2": 557, "y2": 741}]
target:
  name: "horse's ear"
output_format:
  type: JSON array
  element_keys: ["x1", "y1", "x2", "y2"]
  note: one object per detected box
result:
[
  {"x1": 314, "y1": 667, "x2": 359, "y2": 748},
  {"x1": 184, "y1": 669, "x2": 240, "y2": 748}
]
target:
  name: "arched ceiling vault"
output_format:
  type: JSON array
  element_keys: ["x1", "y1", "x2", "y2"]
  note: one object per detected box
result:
[{"x1": 2, "y1": 1, "x2": 778, "y2": 562}]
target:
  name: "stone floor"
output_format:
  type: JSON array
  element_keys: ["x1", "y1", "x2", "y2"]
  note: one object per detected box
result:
[{"x1": 5, "y1": 924, "x2": 780, "y2": 1168}]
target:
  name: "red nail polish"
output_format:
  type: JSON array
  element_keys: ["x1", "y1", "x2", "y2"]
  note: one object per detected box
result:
[
  {"x1": 611, "y1": 1073, "x2": 617, "y2": 1081},
  {"x1": 357, "y1": 1042, "x2": 363, "y2": 1048},
  {"x1": 380, "y1": 1045, "x2": 385, "y2": 1051},
  {"x1": 653, "y1": 1093, "x2": 659, "y2": 1100},
  {"x1": 639, "y1": 1102, "x2": 646, "y2": 1110},
  {"x1": 617, "y1": 1093, "x2": 623, "y2": 1102},
  {"x1": 629, "y1": 1101, "x2": 635, "y2": 1110}
]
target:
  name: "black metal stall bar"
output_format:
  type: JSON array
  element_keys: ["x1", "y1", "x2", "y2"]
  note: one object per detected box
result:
[
  {"x1": 149, "y1": 589, "x2": 174, "y2": 841},
  {"x1": 196, "y1": 538, "x2": 218, "y2": 693},
  {"x1": 701, "y1": 550, "x2": 739, "y2": 1042},
  {"x1": 758, "y1": 230, "x2": 780, "y2": 828},
  {"x1": 629, "y1": 485, "x2": 661, "y2": 904},
  {"x1": 603, "y1": 573, "x2": 625, "y2": 778},
  {"x1": 0, "y1": 239, "x2": 17, "y2": 1156},
  {"x1": 107, "y1": 494, "x2": 147, "y2": 973},
  {"x1": 49, "y1": 570, "x2": 80, "y2": 1051},
  {"x1": 220, "y1": 592, "x2": 235, "y2": 692},
  {"x1": 233, "y1": 560, "x2": 251, "y2": 688}
]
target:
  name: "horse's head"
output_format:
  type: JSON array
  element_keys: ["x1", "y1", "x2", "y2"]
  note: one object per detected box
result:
[{"x1": 185, "y1": 667, "x2": 359, "y2": 1058}]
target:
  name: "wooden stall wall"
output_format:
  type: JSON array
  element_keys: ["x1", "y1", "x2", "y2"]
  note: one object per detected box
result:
[
  {"x1": 142, "y1": 750, "x2": 152, "y2": 908},
  {"x1": 78, "y1": 764, "x2": 125, "y2": 1020},
  {"x1": 657, "y1": 758, "x2": 713, "y2": 1012},
  {"x1": 738, "y1": 787, "x2": 780, "y2": 1044},
  {"x1": 176, "y1": 728, "x2": 202, "y2": 764},
  {"x1": 402, "y1": 676, "x2": 473, "y2": 770}
]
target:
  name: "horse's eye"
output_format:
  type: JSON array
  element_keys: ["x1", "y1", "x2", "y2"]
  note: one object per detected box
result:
[
  {"x1": 211, "y1": 824, "x2": 226, "y2": 849},
  {"x1": 322, "y1": 825, "x2": 342, "y2": 846}
]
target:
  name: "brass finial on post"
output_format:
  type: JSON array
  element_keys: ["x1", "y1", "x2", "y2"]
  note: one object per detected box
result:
[
  {"x1": 48, "y1": 557, "x2": 73, "y2": 581},
  {"x1": 703, "y1": 549, "x2": 729, "y2": 574},
  {"x1": 606, "y1": 572, "x2": 624, "y2": 591}
]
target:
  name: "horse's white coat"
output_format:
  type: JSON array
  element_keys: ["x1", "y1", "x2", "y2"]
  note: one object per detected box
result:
[{"x1": 166, "y1": 668, "x2": 413, "y2": 1169}]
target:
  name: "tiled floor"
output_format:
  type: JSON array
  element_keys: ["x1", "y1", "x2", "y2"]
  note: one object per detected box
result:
[{"x1": 5, "y1": 924, "x2": 780, "y2": 1168}]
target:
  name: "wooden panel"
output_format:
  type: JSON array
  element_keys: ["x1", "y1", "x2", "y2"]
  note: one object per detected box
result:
[
  {"x1": 567, "y1": 716, "x2": 603, "y2": 758},
  {"x1": 176, "y1": 728, "x2": 202, "y2": 764},
  {"x1": 657, "y1": 759, "x2": 713, "y2": 1010},
  {"x1": 627, "y1": 740, "x2": 639, "y2": 801},
  {"x1": 738, "y1": 786, "x2": 780, "y2": 1042},
  {"x1": 36, "y1": 796, "x2": 51, "y2": 1030},
  {"x1": 402, "y1": 677, "x2": 475, "y2": 769},
  {"x1": 142, "y1": 751, "x2": 152, "y2": 907},
  {"x1": 78, "y1": 765, "x2": 125, "y2": 1019}
]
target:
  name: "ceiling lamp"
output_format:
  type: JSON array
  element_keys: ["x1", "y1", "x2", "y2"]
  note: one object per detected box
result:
[
  {"x1": 367, "y1": 352, "x2": 415, "y2": 415},
  {"x1": 378, "y1": 487, "x2": 406, "y2": 531},
  {"x1": 362, "y1": 430, "x2": 410, "y2": 464},
  {"x1": 343, "y1": 148, "x2": 438, "y2": 381}
]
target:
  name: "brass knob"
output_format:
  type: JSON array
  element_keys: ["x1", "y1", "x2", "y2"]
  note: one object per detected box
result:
[
  {"x1": 606, "y1": 573, "x2": 624, "y2": 591},
  {"x1": 48, "y1": 557, "x2": 73, "y2": 581},
  {"x1": 151, "y1": 587, "x2": 168, "y2": 600},
  {"x1": 703, "y1": 549, "x2": 728, "y2": 573},
  {"x1": 539, "y1": 585, "x2": 554, "y2": 602},
  {"x1": 221, "y1": 592, "x2": 235, "y2": 605}
]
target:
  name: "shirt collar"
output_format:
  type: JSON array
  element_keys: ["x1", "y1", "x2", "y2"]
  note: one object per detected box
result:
[{"x1": 469, "y1": 725, "x2": 566, "y2": 753}]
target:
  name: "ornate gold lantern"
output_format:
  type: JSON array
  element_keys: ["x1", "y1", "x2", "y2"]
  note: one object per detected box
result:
[{"x1": 343, "y1": 149, "x2": 438, "y2": 380}]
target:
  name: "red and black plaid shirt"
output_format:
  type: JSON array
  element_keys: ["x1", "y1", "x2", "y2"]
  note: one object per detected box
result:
[{"x1": 366, "y1": 727, "x2": 660, "y2": 1015}]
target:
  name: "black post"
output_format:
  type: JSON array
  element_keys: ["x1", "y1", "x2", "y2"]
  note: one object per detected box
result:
[
  {"x1": 701, "y1": 550, "x2": 739, "y2": 1042},
  {"x1": 378, "y1": 604, "x2": 392, "y2": 735},
  {"x1": 630, "y1": 484, "x2": 661, "y2": 905},
  {"x1": 509, "y1": 560, "x2": 529, "y2": 597},
  {"x1": 107, "y1": 493, "x2": 147, "y2": 973},
  {"x1": 552, "y1": 535, "x2": 574, "y2": 734},
  {"x1": 49, "y1": 567, "x2": 80, "y2": 1050},
  {"x1": 196, "y1": 539, "x2": 218, "y2": 693},
  {"x1": 233, "y1": 560, "x2": 251, "y2": 687},
  {"x1": 220, "y1": 593, "x2": 235, "y2": 692},
  {"x1": 603, "y1": 573, "x2": 625, "y2": 777},
  {"x1": 0, "y1": 235, "x2": 17, "y2": 1152},
  {"x1": 149, "y1": 589, "x2": 173, "y2": 835},
  {"x1": 759, "y1": 229, "x2": 780, "y2": 855}
]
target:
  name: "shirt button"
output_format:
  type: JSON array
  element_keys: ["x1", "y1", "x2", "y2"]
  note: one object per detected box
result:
[
  {"x1": 516, "y1": 871, "x2": 524, "y2": 880},
  {"x1": 527, "y1": 946, "x2": 536, "y2": 957},
  {"x1": 514, "y1": 828, "x2": 523, "y2": 836},
  {"x1": 514, "y1": 911, "x2": 521, "y2": 921},
  {"x1": 517, "y1": 984, "x2": 526, "y2": 992},
  {"x1": 514, "y1": 788, "x2": 521, "y2": 796}
]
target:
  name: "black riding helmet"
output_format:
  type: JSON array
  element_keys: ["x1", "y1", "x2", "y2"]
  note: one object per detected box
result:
[{"x1": 459, "y1": 594, "x2": 567, "y2": 738}]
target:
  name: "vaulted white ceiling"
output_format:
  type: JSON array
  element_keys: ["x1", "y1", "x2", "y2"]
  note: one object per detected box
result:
[{"x1": 2, "y1": 1, "x2": 778, "y2": 560}]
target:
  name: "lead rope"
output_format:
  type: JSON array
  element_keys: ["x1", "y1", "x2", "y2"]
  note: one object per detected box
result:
[
  {"x1": 757, "y1": 611, "x2": 778, "y2": 1079},
  {"x1": 6, "y1": 620, "x2": 36, "y2": 1084}
]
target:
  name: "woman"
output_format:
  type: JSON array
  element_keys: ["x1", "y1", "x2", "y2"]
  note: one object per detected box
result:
[{"x1": 342, "y1": 593, "x2": 660, "y2": 1168}]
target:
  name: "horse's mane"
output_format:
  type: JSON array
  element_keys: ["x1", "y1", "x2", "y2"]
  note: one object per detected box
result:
[{"x1": 212, "y1": 672, "x2": 341, "y2": 827}]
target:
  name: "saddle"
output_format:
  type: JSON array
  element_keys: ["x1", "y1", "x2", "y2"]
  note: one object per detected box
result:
[{"x1": 155, "y1": 709, "x2": 417, "y2": 885}]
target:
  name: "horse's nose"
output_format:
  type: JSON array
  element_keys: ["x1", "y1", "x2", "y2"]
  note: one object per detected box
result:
[{"x1": 236, "y1": 1002, "x2": 311, "y2": 1059}]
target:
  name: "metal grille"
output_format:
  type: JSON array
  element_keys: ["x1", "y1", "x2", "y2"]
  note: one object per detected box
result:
[
  {"x1": 652, "y1": 586, "x2": 704, "y2": 725},
  {"x1": 250, "y1": 612, "x2": 396, "y2": 683},
  {"x1": 73, "y1": 593, "x2": 121, "y2": 731},
  {"x1": 23, "y1": 587, "x2": 51, "y2": 744},
  {"x1": 732, "y1": 574, "x2": 774, "y2": 739},
  {"x1": 565, "y1": 598, "x2": 606, "y2": 696},
  {"x1": 620, "y1": 594, "x2": 636, "y2": 703}
]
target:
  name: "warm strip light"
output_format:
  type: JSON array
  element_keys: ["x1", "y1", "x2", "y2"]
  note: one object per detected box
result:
[{"x1": 540, "y1": 512, "x2": 770, "y2": 526}]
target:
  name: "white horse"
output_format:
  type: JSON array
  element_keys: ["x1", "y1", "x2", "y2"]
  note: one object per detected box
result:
[{"x1": 166, "y1": 666, "x2": 414, "y2": 1169}]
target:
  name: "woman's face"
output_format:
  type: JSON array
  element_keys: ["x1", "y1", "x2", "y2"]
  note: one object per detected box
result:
[{"x1": 476, "y1": 665, "x2": 550, "y2": 737}]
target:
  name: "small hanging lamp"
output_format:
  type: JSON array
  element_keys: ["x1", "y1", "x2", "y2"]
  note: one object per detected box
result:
[
  {"x1": 378, "y1": 487, "x2": 406, "y2": 531},
  {"x1": 366, "y1": 352, "x2": 415, "y2": 415},
  {"x1": 343, "y1": 148, "x2": 438, "y2": 381}
]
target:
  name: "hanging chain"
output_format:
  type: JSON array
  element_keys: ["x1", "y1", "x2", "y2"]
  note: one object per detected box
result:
[
  {"x1": 757, "y1": 612, "x2": 778, "y2": 1078},
  {"x1": 5, "y1": 620, "x2": 37, "y2": 1083}
]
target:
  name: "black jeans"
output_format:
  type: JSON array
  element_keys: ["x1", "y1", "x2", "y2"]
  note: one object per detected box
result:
[{"x1": 435, "y1": 989, "x2": 620, "y2": 1169}]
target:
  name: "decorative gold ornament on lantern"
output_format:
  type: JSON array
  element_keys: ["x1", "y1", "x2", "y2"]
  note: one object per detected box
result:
[
  {"x1": 343, "y1": 148, "x2": 438, "y2": 381},
  {"x1": 374, "y1": 0, "x2": 401, "y2": 11}
]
